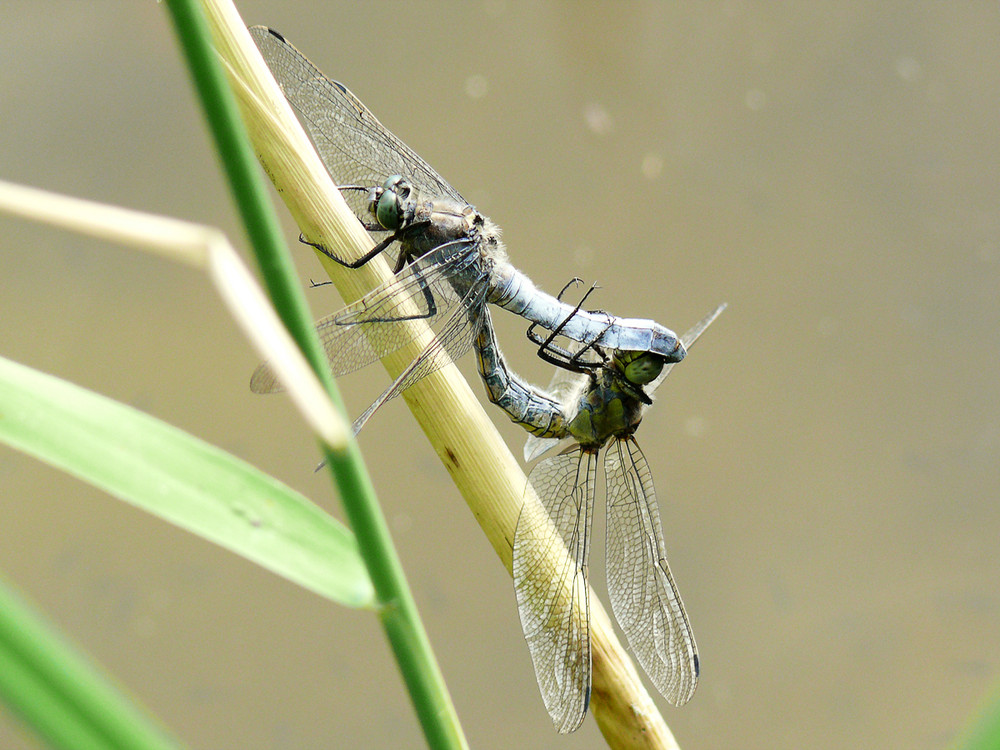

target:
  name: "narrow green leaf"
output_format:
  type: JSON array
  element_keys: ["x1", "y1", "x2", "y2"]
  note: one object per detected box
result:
[
  {"x1": 0, "y1": 575, "x2": 182, "y2": 750},
  {"x1": 0, "y1": 355, "x2": 374, "y2": 609}
]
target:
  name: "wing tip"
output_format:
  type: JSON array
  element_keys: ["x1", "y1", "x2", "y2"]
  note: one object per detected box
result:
[{"x1": 248, "y1": 25, "x2": 284, "y2": 43}]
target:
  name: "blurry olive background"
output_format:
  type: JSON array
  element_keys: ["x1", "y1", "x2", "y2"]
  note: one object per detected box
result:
[{"x1": 2, "y1": 3, "x2": 998, "y2": 749}]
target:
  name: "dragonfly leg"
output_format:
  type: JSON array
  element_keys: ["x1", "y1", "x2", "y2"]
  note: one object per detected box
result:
[
  {"x1": 525, "y1": 279, "x2": 586, "y2": 357},
  {"x1": 526, "y1": 280, "x2": 610, "y2": 372},
  {"x1": 565, "y1": 319, "x2": 612, "y2": 370},
  {"x1": 557, "y1": 277, "x2": 585, "y2": 299},
  {"x1": 389, "y1": 221, "x2": 434, "y2": 273},
  {"x1": 332, "y1": 233, "x2": 484, "y2": 328},
  {"x1": 299, "y1": 215, "x2": 433, "y2": 270},
  {"x1": 535, "y1": 279, "x2": 601, "y2": 340},
  {"x1": 388, "y1": 220, "x2": 441, "y2": 317},
  {"x1": 300, "y1": 231, "x2": 403, "y2": 269},
  {"x1": 307, "y1": 264, "x2": 436, "y2": 322},
  {"x1": 412, "y1": 270, "x2": 437, "y2": 320}
]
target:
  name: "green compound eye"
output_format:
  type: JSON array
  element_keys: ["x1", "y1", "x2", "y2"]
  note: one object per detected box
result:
[
  {"x1": 621, "y1": 352, "x2": 664, "y2": 385},
  {"x1": 373, "y1": 175, "x2": 410, "y2": 229},
  {"x1": 375, "y1": 189, "x2": 401, "y2": 229}
]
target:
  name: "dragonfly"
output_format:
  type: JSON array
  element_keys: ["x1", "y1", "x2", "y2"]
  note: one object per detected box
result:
[
  {"x1": 475, "y1": 299, "x2": 725, "y2": 732},
  {"x1": 247, "y1": 27, "x2": 687, "y2": 432}
]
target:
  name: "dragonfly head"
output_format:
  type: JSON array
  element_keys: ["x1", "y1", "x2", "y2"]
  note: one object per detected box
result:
[
  {"x1": 614, "y1": 350, "x2": 665, "y2": 387},
  {"x1": 368, "y1": 175, "x2": 413, "y2": 230}
]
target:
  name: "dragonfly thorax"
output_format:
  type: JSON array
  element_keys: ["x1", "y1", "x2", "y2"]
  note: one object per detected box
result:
[{"x1": 567, "y1": 369, "x2": 645, "y2": 447}]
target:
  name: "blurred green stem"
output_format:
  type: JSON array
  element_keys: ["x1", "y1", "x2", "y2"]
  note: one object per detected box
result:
[
  {"x1": 0, "y1": 575, "x2": 181, "y2": 750},
  {"x1": 953, "y1": 683, "x2": 1000, "y2": 750}
]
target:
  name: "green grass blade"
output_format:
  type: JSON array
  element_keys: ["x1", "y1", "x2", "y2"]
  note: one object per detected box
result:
[
  {"x1": 0, "y1": 354, "x2": 373, "y2": 609},
  {"x1": 0, "y1": 574, "x2": 182, "y2": 750}
]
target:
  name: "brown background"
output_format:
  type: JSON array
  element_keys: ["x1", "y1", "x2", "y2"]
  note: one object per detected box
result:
[{"x1": 1, "y1": 3, "x2": 998, "y2": 749}]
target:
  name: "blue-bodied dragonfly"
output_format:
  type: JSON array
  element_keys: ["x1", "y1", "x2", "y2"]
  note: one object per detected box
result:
[
  {"x1": 475, "y1": 300, "x2": 725, "y2": 732},
  {"x1": 247, "y1": 27, "x2": 687, "y2": 432}
]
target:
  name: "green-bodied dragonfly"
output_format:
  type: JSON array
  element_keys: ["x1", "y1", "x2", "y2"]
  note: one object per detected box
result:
[
  {"x1": 248, "y1": 27, "x2": 687, "y2": 432},
  {"x1": 475, "y1": 300, "x2": 725, "y2": 732}
]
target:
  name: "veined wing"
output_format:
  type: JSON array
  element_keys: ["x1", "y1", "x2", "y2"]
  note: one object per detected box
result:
[
  {"x1": 350, "y1": 280, "x2": 487, "y2": 434},
  {"x1": 514, "y1": 447, "x2": 597, "y2": 733},
  {"x1": 250, "y1": 239, "x2": 482, "y2": 394},
  {"x1": 605, "y1": 437, "x2": 698, "y2": 705},
  {"x1": 249, "y1": 26, "x2": 465, "y2": 225},
  {"x1": 524, "y1": 434, "x2": 567, "y2": 463},
  {"x1": 646, "y1": 302, "x2": 726, "y2": 396}
]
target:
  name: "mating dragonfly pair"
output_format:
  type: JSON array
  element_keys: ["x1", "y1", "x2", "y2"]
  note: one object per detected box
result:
[{"x1": 249, "y1": 26, "x2": 723, "y2": 733}]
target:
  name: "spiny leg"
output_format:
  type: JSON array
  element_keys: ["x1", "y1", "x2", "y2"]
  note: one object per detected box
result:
[
  {"x1": 332, "y1": 237, "x2": 475, "y2": 326},
  {"x1": 299, "y1": 229, "x2": 402, "y2": 269},
  {"x1": 298, "y1": 184, "x2": 434, "y2": 269},
  {"x1": 527, "y1": 279, "x2": 611, "y2": 373},
  {"x1": 525, "y1": 279, "x2": 589, "y2": 366}
]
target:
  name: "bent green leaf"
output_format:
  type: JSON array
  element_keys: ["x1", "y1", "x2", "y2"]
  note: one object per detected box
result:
[{"x1": 0, "y1": 354, "x2": 373, "y2": 610}]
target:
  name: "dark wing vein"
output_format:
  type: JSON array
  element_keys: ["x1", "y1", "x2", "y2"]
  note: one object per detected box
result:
[
  {"x1": 249, "y1": 240, "x2": 481, "y2": 394},
  {"x1": 514, "y1": 448, "x2": 596, "y2": 733},
  {"x1": 605, "y1": 437, "x2": 698, "y2": 705},
  {"x1": 349, "y1": 277, "x2": 489, "y2": 434},
  {"x1": 250, "y1": 26, "x2": 464, "y2": 219}
]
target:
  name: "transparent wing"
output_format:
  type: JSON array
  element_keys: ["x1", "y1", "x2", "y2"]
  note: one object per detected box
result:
[
  {"x1": 523, "y1": 434, "x2": 564, "y2": 462},
  {"x1": 250, "y1": 26, "x2": 464, "y2": 227},
  {"x1": 249, "y1": 240, "x2": 483, "y2": 394},
  {"x1": 350, "y1": 281, "x2": 488, "y2": 434},
  {"x1": 605, "y1": 438, "x2": 698, "y2": 705},
  {"x1": 514, "y1": 448, "x2": 596, "y2": 733},
  {"x1": 646, "y1": 302, "x2": 726, "y2": 396}
]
